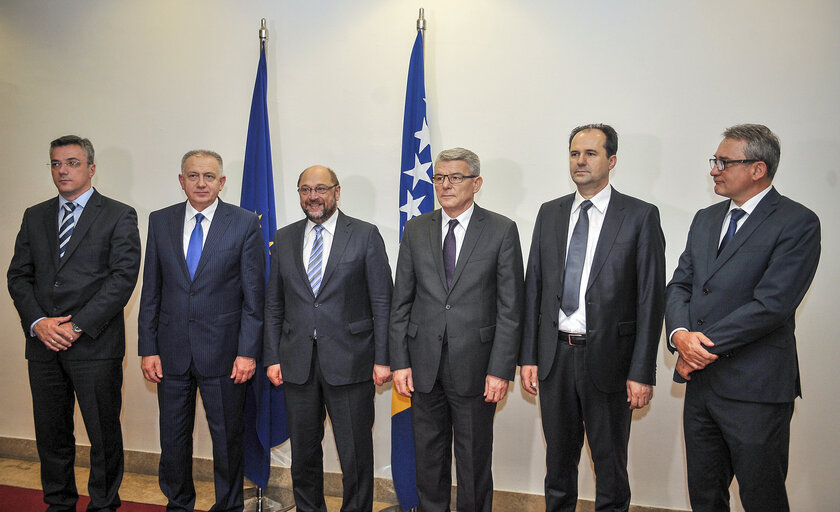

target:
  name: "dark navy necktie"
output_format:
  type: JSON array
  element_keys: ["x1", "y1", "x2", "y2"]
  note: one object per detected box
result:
[
  {"x1": 58, "y1": 202, "x2": 76, "y2": 259},
  {"x1": 561, "y1": 200, "x2": 593, "y2": 316},
  {"x1": 186, "y1": 213, "x2": 204, "y2": 280},
  {"x1": 718, "y1": 208, "x2": 746, "y2": 255},
  {"x1": 443, "y1": 219, "x2": 458, "y2": 288}
]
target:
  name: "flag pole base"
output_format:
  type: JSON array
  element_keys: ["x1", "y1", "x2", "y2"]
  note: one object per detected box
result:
[{"x1": 243, "y1": 485, "x2": 295, "y2": 512}]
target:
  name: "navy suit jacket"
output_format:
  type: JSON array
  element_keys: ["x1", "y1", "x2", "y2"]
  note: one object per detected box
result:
[
  {"x1": 389, "y1": 204, "x2": 525, "y2": 396},
  {"x1": 665, "y1": 187, "x2": 821, "y2": 402},
  {"x1": 519, "y1": 188, "x2": 666, "y2": 393},
  {"x1": 263, "y1": 210, "x2": 392, "y2": 386},
  {"x1": 138, "y1": 199, "x2": 265, "y2": 377},
  {"x1": 8, "y1": 190, "x2": 141, "y2": 361}
]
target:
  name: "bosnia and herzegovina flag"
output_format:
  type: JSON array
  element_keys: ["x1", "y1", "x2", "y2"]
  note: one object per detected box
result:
[
  {"x1": 392, "y1": 28, "x2": 431, "y2": 512},
  {"x1": 240, "y1": 37, "x2": 290, "y2": 490}
]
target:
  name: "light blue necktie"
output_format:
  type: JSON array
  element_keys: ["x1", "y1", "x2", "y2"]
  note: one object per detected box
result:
[
  {"x1": 186, "y1": 213, "x2": 204, "y2": 280},
  {"x1": 307, "y1": 225, "x2": 324, "y2": 295},
  {"x1": 58, "y1": 202, "x2": 76, "y2": 259}
]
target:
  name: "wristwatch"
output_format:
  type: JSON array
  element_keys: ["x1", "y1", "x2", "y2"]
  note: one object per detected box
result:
[{"x1": 72, "y1": 323, "x2": 83, "y2": 334}]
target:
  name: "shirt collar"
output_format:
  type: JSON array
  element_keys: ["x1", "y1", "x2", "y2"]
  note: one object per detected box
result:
[
  {"x1": 441, "y1": 202, "x2": 475, "y2": 228},
  {"x1": 729, "y1": 185, "x2": 773, "y2": 216},
  {"x1": 574, "y1": 184, "x2": 612, "y2": 214},
  {"x1": 59, "y1": 186, "x2": 95, "y2": 209},
  {"x1": 306, "y1": 209, "x2": 340, "y2": 236},
  {"x1": 185, "y1": 198, "x2": 219, "y2": 223}
]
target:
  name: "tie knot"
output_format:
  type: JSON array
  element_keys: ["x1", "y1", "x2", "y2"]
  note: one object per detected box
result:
[
  {"x1": 194, "y1": 212, "x2": 204, "y2": 223},
  {"x1": 314, "y1": 224, "x2": 324, "y2": 234},
  {"x1": 63, "y1": 202, "x2": 76, "y2": 213},
  {"x1": 447, "y1": 219, "x2": 459, "y2": 231},
  {"x1": 579, "y1": 200, "x2": 593, "y2": 212},
  {"x1": 730, "y1": 208, "x2": 746, "y2": 222}
]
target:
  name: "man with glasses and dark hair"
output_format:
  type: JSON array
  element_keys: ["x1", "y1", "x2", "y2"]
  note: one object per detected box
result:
[
  {"x1": 666, "y1": 124, "x2": 821, "y2": 511},
  {"x1": 263, "y1": 165, "x2": 392, "y2": 511},
  {"x1": 519, "y1": 124, "x2": 666, "y2": 511},
  {"x1": 139, "y1": 150, "x2": 265, "y2": 512},
  {"x1": 8, "y1": 135, "x2": 141, "y2": 511},
  {"x1": 390, "y1": 147, "x2": 525, "y2": 512}
]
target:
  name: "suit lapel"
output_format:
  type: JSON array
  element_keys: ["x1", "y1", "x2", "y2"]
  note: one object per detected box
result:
[
  {"x1": 427, "y1": 210, "x2": 447, "y2": 291},
  {"x1": 554, "y1": 195, "x2": 573, "y2": 293},
  {"x1": 449, "y1": 204, "x2": 486, "y2": 293},
  {"x1": 58, "y1": 191, "x2": 104, "y2": 269},
  {"x1": 167, "y1": 203, "x2": 191, "y2": 281},
  {"x1": 292, "y1": 220, "x2": 313, "y2": 296},
  {"x1": 708, "y1": 189, "x2": 780, "y2": 278},
  {"x1": 703, "y1": 202, "x2": 728, "y2": 278},
  {"x1": 43, "y1": 197, "x2": 60, "y2": 266},
  {"x1": 319, "y1": 211, "x2": 350, "y2": 295},
  {"x1": 193, "y1": 200, "x2": 233, "y2": 281},
  {"x1": 587, "y1": 190, "x2": 626, "y2": 289}
]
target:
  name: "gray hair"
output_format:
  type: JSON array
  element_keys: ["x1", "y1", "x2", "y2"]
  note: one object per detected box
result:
[
  {"x1": 722, "y1": 124, "x2": 781, "y2": 179},
  {"x1": 434, "y1": 147, "x2": 481, "y2": 176},
  {"x1": 181, "y1": 150, "x2": 224, "y2": 175},
  {"x1": 297, "y1": 166, "x2": 340, "y2": 187},
  {"x1": 50, "y1": 135, "x2": 95, "y2": 164}
]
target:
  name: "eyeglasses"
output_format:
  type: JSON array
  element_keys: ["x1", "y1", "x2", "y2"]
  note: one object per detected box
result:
[
  {"x1": 183, "y1": 172, "x2": 219, "y2": 183},
  {"x1": 431, "y1": 174, "x2": 478, "y2": 185},
  {"x1": 709, "y1": 158, "x2": 759, "y2": 171},
  {"x1": 298, "y1": 184, "x2": 338, "y2": 196},
  {"x1": 48, "y1": 160, "x2": 89, "y2": 170}
]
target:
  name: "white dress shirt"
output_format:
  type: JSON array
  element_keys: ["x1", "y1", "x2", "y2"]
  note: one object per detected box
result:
[
  {"x1": 558, "y1": 185, "x2": 612, "y2": 334},
  {"x1": 303, "y1": 210, "x2": 339, "y2": 274},
  {"x1": 183, "y1": 199, "x2": 219, "y2": 256},
  {"x1": 440, "y1": 203, "x2": 475, "y2": 263}
]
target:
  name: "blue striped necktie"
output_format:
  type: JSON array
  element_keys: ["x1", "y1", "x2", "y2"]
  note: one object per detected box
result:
[
  {"x1": 58, "y1": 202, "x2": 76, "y2": 259},
  {"x1": 186, "y1": 213, "x2": 204, "y2": 280},
  {"x1": 308, "y1": 225, "x2": 324, "y2": 295}
]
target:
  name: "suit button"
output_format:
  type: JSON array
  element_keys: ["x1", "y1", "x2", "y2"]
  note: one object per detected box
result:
[
  {"x1": 697, "y1": 319, "x2": 704, "y2": 326},
  {"x1": 189, "y1": 318, "x2": 194, "y2": 323},
  {"x1": 556, "y1": 295, "x2": 562, "y2": 301},
  {"x1": 54, "y1": 281, "x2": 61, "y2": 287},
  {"x1": 703, "y1": 288, "x2": 710, "y2": 295},
  {"x1": 190, "y1": 292, "x2": 195, "y2": 297},
  {"x1": 314, "y1": 303, "x2": 320, "y2": 308},
  {"x1": 445, "y1": 304, "x2": 451, "y2": 310}
]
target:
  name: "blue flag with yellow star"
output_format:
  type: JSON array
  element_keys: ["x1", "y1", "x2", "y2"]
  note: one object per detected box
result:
[{"x1": 240, "y1": 39, "x2": 289, "y2": 490}]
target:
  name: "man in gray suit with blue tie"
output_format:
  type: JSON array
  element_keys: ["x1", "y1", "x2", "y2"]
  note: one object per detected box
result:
[
  {"x1": 390, "y1": 147, "x2": 525, "y2": 512},
  {"x1": 666, "y1": 124, "x2": 821, "y2": 511},
  {"x1": 263, "y1": 165, "x2": 393, "y2": 512},
  {"x1": 138, "y1": 150, "x2": 265, "y2": 512}
]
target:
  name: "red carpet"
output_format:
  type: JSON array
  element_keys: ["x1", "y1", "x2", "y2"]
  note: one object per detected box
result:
[{"x1": 0, "y1": 484, "x2": 208, "y2": 511}]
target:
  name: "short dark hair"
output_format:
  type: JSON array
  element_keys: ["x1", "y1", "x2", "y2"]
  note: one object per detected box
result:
[
  {"x1": 50, "y1": 135, "x2": 94, "y2": 163},
  {"x1": 722, "y1": 124, "x2": 781, "y2": 180},
  {"x1": 569, "y1": 124, "x2": 618, "y2": 157}
]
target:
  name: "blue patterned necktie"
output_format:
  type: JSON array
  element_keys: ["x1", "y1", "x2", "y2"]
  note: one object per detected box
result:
[
  {"x1": 561, "y1": 200, "x2": 593, "y2": 316},
  {"x1": 58, "y1": 202, "x2": 76, "y2": 259},
  {"x1": 718, "y1": 208, "x2": 746, "y2": 255},
  {"x1": 186, "y1": 213, "x2": 204, "y2": 280},
  {"x1": 308, "y1": 225, "x2": 325, "y2": 295}
]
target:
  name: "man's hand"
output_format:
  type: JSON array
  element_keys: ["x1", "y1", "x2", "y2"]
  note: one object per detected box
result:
[
  {"x1": 393, "y1": 368, "x2": 414, "y2": 398},
  {"x1": 520, "y1": 365, "x2": 539, "y2": 395},
  {"x1": 484, "y1": 375, "x2": 509, "y2": 403},
  {"x1": 267, "y1": 364, "x2": 283, "y2": 386},
  {"x1": 675, "y1": 356, "x2": 694, "y2": 381},
  {"x1": 626, "y1": 379, "x2": 653, "y2": 410},
  {"x1": 33, "y1": 315, "x2": 75, "y2": 351},
  {"x1": 141, "y1": 355, "x2": 163, "y2": 383},
  {"x1": 672, "y1": 330, "x2": 718, "y2": 370},
  {"x1": 373, "y1": 364, "x2": 392, "y2": 386},
  {"x1": 230, "y1": 356, "x2": 256, "y2": 384}
]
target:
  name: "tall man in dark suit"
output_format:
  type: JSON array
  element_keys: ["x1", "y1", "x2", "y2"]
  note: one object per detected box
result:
[
  {"x1": 666, "y1": 124, "x2": 820, "y2": 512},
  {"x1": 138, "y1": 150, "x2": 265, "y2": 512},
  {"x1": 390, "y1": 147, "x2": 525, "y2": 512},
  {"x1": 519, "y1": 124, "x2": 666, "y2": 512},
  {"x1": 8, "y1": 135, "x2": 141, "y2": 511},
  {"x1": 263, "y1": 165, "x2": 393, "y2": 512}
]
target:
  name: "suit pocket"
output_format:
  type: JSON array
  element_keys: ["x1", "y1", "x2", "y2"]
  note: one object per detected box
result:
[
  {"x1": 407, "y1": 321, "x2": 419, "y2": 338},
  {"x1": 349, "y1": 318, "x2": 374, "y2": 334},
  {"x1": 480, "y1": 325, "x2": 496, "y2": 343},
  {"x1": 618, "y1": 321, "x2": 636, "y2": 337},
  {"x1": 282, "y1": 320, "x2": 293, "y2": 335}
]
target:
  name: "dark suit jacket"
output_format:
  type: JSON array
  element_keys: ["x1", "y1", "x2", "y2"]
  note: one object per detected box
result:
[
  {"x1": 389, "y1": 204, "x2": 525, "y2": 396},
  {"x1": 138, "y1": 199, "x2": 265, "y2": 377},
  {"x1": 519, "y1": 188, "x2": 666, "y2": 393},
  {"x1": 665, "y1": 187, "x2": 820, "y2": 403},
  {"x1": 8, "y1": 190, "x2": 141, "y2": 361},
  {"x1": 263, "y1": 210, "x2": 392, "y2": 386}
]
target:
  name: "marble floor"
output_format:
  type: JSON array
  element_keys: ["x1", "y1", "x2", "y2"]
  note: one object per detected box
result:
[{"x1": 0, "y1": 457, "x2": 395, "y2": 511}]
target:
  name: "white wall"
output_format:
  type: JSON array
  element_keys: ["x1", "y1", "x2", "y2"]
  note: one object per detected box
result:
[{"x1": 1, "y1": 1, "x2": 838, "y2": 509}]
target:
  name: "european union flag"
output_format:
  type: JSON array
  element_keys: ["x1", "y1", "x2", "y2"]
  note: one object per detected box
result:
[
  {"x1": 240, "y1": 38, "x2": 289, "y2": 490},
  {"x1": 392, "y1": 28, "x2": 429, "y2": 512}
]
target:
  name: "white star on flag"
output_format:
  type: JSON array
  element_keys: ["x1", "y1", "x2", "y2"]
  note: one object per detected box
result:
[
  {"x1": 415, "y1": 116, "x2": 431, "y2": 153},
  {"x1": 399, "y1": 193, "x2": 426, "y2": 218},
  {"x1": 403, "y1": 153, "x2": 433, "y2": 189}
]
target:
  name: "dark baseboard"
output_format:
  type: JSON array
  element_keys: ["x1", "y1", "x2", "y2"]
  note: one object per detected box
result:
[{"x1": 0, "y1": 436, "x2": 681, "y2": 511}]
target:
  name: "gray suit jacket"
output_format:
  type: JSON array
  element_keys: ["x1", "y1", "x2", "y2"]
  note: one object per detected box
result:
[
  {"x1": 520, "y1": 188, "x2": 666, "y2": 393},
  {"x1": 389, "y1": 204, "x2": 525, "y2": 396},
  {"x1": 263, "y1": 210, "x2": 392, "y2": 386},
  {"x1": 665, "y1": 187, "x2": 821, "y2": 402}
]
